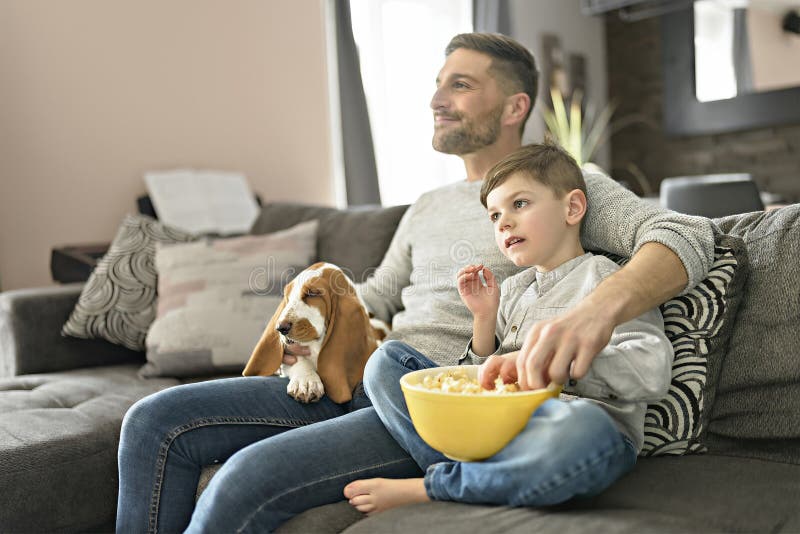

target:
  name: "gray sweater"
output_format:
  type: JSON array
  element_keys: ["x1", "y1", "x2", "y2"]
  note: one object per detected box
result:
[
  {"x1": 461, "y1": 253, "x2": 675, "y2": 452},
  {"x1": 357, "y1": 171, "x2": 714, "y2": 366}
]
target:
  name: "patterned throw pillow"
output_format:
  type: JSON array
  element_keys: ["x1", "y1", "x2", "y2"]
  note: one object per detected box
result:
[
  {"x1": 140, "y1": 220, "x2": 318, "y2": 377},
  {"x1": 599, "y1": 233, "x2": 748, "y2": 456},
  {"x1": 62, "y1": 215, "x2": 195, "y2": 351}
]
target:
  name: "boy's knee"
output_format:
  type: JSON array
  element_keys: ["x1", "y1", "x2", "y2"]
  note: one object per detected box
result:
[
  {"x1": 547, "y1": 400, "x2": 620, "y2": 449},
  {"x1": 568, "y1": 400, "x2": 614, "y2": 431},
  {"x1": 364, "y1": 343, "x2": 397, "y2": 388},
  {"x1": 380, "y1": 339, "x2": 412, "y2": 356},
  {"x1": 363, "y1": 340, "x2": 417, "y2": 392}
]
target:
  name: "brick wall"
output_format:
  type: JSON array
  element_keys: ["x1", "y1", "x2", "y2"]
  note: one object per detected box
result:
[{"x1": 606, "y1": 15, "x2": 800, "y2": 202}]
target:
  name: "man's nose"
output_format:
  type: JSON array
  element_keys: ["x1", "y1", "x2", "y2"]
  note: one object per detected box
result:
[
  {"x1": 276, "y1": 321, "x2": 292, "y2": 335},
  {"x1": 430, "y1": 86, "x2": 447, "y2": 110}
]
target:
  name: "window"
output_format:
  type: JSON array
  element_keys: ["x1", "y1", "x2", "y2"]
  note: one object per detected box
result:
[{"x1": 350, "y1": 0, "x2": 472, "y2": 206}]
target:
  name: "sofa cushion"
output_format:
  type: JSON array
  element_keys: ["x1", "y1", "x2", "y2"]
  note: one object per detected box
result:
[
  {"x1": 707, "y1": 205, "x2": 800, "y2": 463},
  {"x1": 142, "y1": 220, "x2": 318, "y2": 378},
  {"x1": 250, "y1": 202, "x2": 409, "y2": 282},
  {"x1": 600, "y1": 232, "x2": 748, "y2": 456},
  {"x1": 0, "y1": 365, "x2": 177, "y2": 532},
  {"x1": 279, "y1": 454, "x2": 800, "y2": 534},
  {"x1": 62, "y1": 214, "x2": 195, "y2": 351}
]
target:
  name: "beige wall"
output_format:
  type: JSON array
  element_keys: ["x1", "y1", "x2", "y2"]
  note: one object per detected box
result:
[{"x1": 0, "y1": 0, "x2": 334, "y2": 291}]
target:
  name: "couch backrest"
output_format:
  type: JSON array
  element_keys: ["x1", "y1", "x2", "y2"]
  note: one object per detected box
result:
[
  {"x1": 250, "y1": 202, "x2": 409, "y2": 283},
  {"x1": 707, "y1": 206, "x2": 800, "y2": 464}
]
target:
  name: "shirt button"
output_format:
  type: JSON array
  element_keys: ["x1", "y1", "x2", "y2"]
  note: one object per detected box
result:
[
  {"x1": 609, "y1": 393, "x2": 618, "y2": 400},
  {"x1": 510, "y1": 325, "x2": 518, "y2": 333}
]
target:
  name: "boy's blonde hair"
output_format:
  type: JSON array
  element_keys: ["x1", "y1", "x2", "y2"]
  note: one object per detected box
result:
[{"x1": 480, "y1": 141, "x2": 586, "y2": 207}]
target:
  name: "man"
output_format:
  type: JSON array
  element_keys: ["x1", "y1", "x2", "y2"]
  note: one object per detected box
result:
[{"x1": 117, "y1": 33, "x2": 714, "y2": 533}]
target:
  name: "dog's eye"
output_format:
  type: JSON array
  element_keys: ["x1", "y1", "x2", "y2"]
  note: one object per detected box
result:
[{"x1": 304, "y1": 289, "x2": 321, "y2": 298}]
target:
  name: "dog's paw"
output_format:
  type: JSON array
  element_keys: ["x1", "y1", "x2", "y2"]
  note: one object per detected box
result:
[{"x1": 287, "y1": 373, "x2": 325, "y2": 403}]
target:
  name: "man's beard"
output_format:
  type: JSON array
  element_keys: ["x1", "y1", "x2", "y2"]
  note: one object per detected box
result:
[{"x1": 432, "y1": 104, "x2": 504, "y2": 155}]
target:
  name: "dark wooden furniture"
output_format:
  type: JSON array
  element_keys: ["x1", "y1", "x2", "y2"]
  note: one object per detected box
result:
[{"x1": 50, "y1": 243, "x2": 110, "y2": 283}]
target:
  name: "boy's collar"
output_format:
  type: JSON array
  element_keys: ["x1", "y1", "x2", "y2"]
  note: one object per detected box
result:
[{"x1": 533, "y1": 253, "x2": 593, "y2": 296}]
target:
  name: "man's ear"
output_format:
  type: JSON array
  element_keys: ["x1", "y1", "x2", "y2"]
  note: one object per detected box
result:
[
  {"x1": 565, "y1": 189, "x2": 587, "y2": 226},
  {"x1": 503, "y1": 93, "x2": 531, "y2": 127}
]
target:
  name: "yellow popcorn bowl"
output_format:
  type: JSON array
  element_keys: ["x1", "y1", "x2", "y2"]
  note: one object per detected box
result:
[{"x1": 400, "y1": 365, "x2": 561, "y2": 462}]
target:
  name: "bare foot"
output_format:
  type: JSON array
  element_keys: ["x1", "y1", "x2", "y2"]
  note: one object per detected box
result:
[{"x1": 343, "y1": 478, "x2": 429, "y2": 515}]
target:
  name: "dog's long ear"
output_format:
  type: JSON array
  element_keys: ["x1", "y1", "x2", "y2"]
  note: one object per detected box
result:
[
  {"x1": 317, "y1": 269, "x2": 375, "y2": 403},
  {"x1": 242, "y1": 282, "x2": 291, "y2": 377}
]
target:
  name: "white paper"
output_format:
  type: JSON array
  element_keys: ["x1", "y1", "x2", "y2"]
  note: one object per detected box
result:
[{"x1": 144, "y1": 170, "x2": 259, "y2": 235}]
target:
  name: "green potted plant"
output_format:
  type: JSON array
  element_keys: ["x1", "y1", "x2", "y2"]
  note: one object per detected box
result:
[
  {"x1": 541, "y1": 88, "x2": 615, "y2": 167},
  {"x1": 542, "y1": 88, "x2": 654, "y2": 196}
]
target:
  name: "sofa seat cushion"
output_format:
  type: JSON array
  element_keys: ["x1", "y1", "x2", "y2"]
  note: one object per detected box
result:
[
  {"x1": 0, "y1": 365, "x2": 178, "y2": 532},
  {"x1": 279, "y1": 454, "x2": 800, "y2": 534}
]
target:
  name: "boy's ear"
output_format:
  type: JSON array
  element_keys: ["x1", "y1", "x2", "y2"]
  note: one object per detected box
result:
[{"x1": 565, "y1": 189, "x2": 587, "y2": 226}]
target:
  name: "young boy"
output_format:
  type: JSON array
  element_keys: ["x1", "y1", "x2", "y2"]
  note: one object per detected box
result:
[{"x1": 344, "y1": 142, "x2": 674, "y2": 513}]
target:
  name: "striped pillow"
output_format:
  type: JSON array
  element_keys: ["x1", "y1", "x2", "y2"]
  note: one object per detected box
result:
[
  {"x1": 62, "y1": 215, "x2": 195, "y2": 351},
  {"x1": 642, "y1": 235, "x2": 748, "y2": 455},
  {"x1": 601, "y1": 234, "x2": 748, "y2": 456}
]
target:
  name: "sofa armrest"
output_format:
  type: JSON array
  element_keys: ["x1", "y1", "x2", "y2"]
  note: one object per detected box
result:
[{"x1": 0, "y1": 284, "x2": 144, "y2": 377}]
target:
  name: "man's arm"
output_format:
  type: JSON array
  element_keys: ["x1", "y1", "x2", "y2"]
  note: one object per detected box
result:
[
  {"x1": 354, "y1": 202, "x2": 417, "y2": 323},
  {"x1": 581, "y1": 171, "x2": 714, "y2": 293},
  {"x1": 517, "y1": 242, "x2": 684, "y2": 389},
  {"x1": 518, "y1": 171, "x2": 716, "y2": 390}
]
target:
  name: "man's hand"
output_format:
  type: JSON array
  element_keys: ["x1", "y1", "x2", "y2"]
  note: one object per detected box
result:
[
  {"x1": 515, "y1": 242, "x2": 690, "y2": 390},
  {"x1": 281, "y1": 343, "x2": 311, "y2": 365},
  {"x1": 457, "y1": 264, "x2": 500, "y2": 319},
  {"x1": 516, "y1": 301, "x2": 615, "y2": 390}
]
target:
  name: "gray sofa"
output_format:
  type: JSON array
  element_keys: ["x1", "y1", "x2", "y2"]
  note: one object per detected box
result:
[{"x1": 1, "y1": 202, "x2": 799, "y2": 533}]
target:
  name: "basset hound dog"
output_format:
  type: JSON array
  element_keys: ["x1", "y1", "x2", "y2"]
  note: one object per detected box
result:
[{"x1": 243, "y1": 262, "x2": 389, "y2": 403}]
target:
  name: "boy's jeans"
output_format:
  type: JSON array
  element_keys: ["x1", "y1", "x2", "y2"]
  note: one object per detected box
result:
[
  {"x1": 365, "y1": 340, "x2": 638, "y2": 506},
  {"x1": 116, "y1": 376, "x2": 421, "y2": 534}
]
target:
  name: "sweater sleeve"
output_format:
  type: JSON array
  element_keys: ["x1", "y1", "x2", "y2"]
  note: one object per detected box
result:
[
  {"x1": 355, "y1": 200, "x2": 417, "y2": 324},
  {"x1": 581, "y1": 170, "x2": 715, "y2": 294}
]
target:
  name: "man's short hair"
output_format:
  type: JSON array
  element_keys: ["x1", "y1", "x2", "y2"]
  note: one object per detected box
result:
[
  {"x1": 446, "y1": 33, "x2": 539, "y2": 133},
  {"x1": 480, "y1": 141, "x2": 586, "y2": 207}
]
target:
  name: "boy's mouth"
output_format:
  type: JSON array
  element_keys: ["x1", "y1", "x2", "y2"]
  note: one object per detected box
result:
[{"x1": 505, "y1": 236, "x2": 525, "y2": 248}]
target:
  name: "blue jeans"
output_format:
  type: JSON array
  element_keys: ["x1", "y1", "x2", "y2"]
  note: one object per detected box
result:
[
  {"x1": 116, "y1": 375, "x2": 421, "y2": 533},
  {"x1": 364, "y1": 340, "x2": 638, "y2": 506}
]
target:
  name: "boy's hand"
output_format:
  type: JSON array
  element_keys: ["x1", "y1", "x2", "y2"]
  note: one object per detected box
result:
[
  {"x1": 457, "y1": 264, "x2": 500, "y2": 319},
  {"x1": 477, "y1": 352, "x2": 520, "y2": 390}
]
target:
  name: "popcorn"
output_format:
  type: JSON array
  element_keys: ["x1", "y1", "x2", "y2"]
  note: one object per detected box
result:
[{"x1": 419, "y1": 369, "x2": 520, "y2": 395}]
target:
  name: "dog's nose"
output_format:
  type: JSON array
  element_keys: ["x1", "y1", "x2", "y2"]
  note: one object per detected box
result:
[{"x1": 276, "y1": 322, "x2": 292, "y2": 336}]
